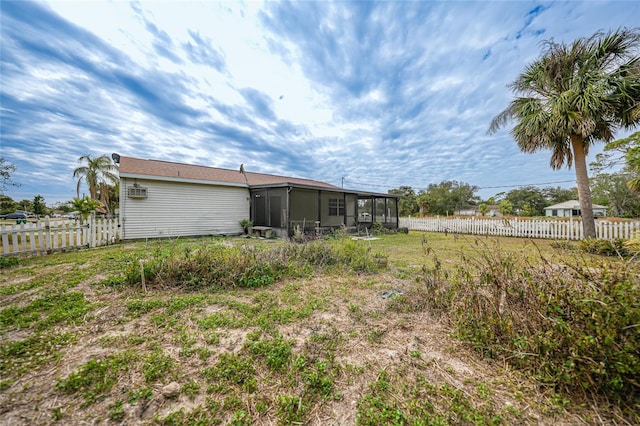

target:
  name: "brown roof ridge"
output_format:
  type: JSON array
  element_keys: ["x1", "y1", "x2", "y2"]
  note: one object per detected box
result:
[{"x1": 118, "y1": 155, "x2": 340, "y2": 189}]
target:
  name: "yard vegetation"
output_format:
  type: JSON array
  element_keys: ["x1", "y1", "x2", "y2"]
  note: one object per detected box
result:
[{"x1": 1, "y1": 232, "x2": 638, "y2": 425}]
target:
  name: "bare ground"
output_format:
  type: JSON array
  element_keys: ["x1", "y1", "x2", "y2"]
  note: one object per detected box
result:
[{"x1": 0, "y1": 257, "x2": 611, "y2": 425}]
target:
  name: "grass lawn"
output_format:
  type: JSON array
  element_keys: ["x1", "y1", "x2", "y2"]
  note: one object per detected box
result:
[{"x1": 0, "y1": 232, "x2": 634, "y2": 425}]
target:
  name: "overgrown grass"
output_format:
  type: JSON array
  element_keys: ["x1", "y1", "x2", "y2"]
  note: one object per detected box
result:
[
  {"x1": 389, "y1": 235, "x2": 640, "y2": 420},
  {"x1": 117, "y1": 238, "x2": 382, "y2": 290},
  {"x1": 2, "y1": 233, "x2": 636, "y2": 424}
]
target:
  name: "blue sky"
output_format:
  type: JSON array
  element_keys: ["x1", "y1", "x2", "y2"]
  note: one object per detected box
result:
[{"x1": 1, "y1": 1, "x2": 638, "y2": 205}]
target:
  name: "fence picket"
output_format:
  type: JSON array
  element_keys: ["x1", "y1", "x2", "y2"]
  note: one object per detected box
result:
[
  {"x1": 1, "y1": 216, "x2": 119, "y2": 257},
  {"x1": 400, "y1": 217, "x2": 640, "y2": 241}
]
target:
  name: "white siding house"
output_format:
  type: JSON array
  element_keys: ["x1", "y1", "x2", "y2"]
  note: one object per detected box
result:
[
  {"x1": 117, "y1": 155, "x2": 399, "y2": 240},
  {"x1": 120, "y1": 177, "x2": 249, "y2": 240},
  {"x1": 544, "y1": 200, "x2": 607, "y2": 218}
]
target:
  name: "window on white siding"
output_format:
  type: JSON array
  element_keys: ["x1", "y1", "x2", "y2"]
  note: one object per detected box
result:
[
  {"x1": 328, "y1": 198, "x2": 345, "y2": 216},
  {"x1": 127, "y1": 186, "x2": 148, "y2": 199}
]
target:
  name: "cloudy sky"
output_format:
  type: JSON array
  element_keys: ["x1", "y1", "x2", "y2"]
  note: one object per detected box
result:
[{"x1": 1, "y1": 1, "x2": 638, "y2": 205}]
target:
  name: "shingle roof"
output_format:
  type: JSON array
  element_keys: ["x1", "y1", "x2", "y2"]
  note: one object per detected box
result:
[
  {"x1": 118, "y1": 156, "x2": 341, "y2": 190},
  {"x1": 545, "y1": 200, "x2": 607, "y2": 210}
]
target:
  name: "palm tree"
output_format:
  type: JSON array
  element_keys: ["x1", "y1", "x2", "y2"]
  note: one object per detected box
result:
[
  {"x1": 489, "y1": 28, "x2": 640, "y2": 238},
  {"x1": 73, "y1": 154, "x2": 119, "y2": 210}
]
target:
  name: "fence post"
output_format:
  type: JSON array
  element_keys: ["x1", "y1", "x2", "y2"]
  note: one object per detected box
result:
[
  {"x1": 89, "y1": 215, "x2": 95, "y2": 248},
  {"x1": 1, "y1": 224, "x2": 8, "y2": 255},
  {"x1": 44, "y1": 216, "x2": 51, "y2": 252}
]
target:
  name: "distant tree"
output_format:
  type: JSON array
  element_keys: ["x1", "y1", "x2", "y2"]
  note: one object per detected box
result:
[
  {"x1": 591, "y1": 172, "x2": 640, "y2": 217},
  {"x1": 591, "y1": 131, "x2": 640, "y2": 171},
  {"x1": 542, "y1": 186, "x2": 579, "y2": 205},
  {"x1": 105, "y1": 181, "x2": 120, "y2": 214},
  {"x1": 489, "y1": 28, "x2": 640, "y2": 238},
  {"x1": 32, "y1": 195, "x2": 47, "y2": 217},
  {"x1": 0, "y1": 157, "x2": 19, "y2": 191},
  {"x1": 498, "y1": 200, "x2": 513, "y2": 216},
  {"x1": 57, "y1": 201, "x2": 74, "y2": 214},
  {"x1": 73, "y1": 154, "x2": 119, "y2": 203},
  {"x1": 0, "y1": 195, "x2": 18, "y2": 214},
  {"x1": 591, "y1": 131, "x2": 640, "y2": 195},
  {"x1": 485, "y1": 192, "x2": 505, "y2": 205},
  {"x1": 503, "y1": 186, "x2": 548, "y2": 216},
  {"x1": 18, "y1": 199, "x2": 32, "y2": 212},
  {"x1": 478, "y1": 203, "x2": 489, "y2": 216},
  {"x1": 388, "y1": 186, "x2": 419, "y2": 216},
  {"x1": 417, "y1": 181, "x2": 479, "y2": 216}
]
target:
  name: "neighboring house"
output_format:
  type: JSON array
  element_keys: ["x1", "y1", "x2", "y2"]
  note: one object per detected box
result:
[
  {"x1": 455, "y1": 206, "x2": 477, "y2": 216},
  {"x1": 455, "y1": 205, "x2": 502, "y2": 217},
  {"x1": 117, "y1": 155, "x2": 399, "y2": 240},
  {"x1": 544, "y1": 200, "x2": 607, "y2": 218}
]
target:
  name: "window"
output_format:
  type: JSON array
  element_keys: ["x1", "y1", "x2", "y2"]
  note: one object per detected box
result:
[
  {"x1": 551, "y1": 209, "x2": 557, "y2": 216},
  {"x1": 328, "y1": 198, "x2": 345, "y2": 216},
  {"x1": 127, "y1": 186, "x2": 148, "y2": 199}
]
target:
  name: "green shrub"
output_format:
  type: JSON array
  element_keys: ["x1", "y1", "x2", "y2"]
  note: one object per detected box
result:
[
  {"x1": 0, "y1": 256, "x2": 20, "y2": 269},
  {"x1": 579, "y1": 238, "x2": 630, "y2": 257},
  {"x1": 121, "y1": 239, "x2": 380, "y2": 291},
  {"x1": 390, "y1": 239, "x2": 640, "y2": 416}
]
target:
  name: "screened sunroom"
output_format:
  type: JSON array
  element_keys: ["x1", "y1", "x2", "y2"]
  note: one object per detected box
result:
[{"x1": 249, "y1": 183, "x2": 399, "y2": 238}]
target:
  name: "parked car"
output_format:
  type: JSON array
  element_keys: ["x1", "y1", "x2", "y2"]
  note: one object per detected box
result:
[{"x1": 1, "y1": 212, "x2": 28, "y2": 220}]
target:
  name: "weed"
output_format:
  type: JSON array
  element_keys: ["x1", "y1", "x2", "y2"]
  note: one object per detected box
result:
[
  {"x1": 0, "y1": 256, "x2": 20, "y2": 269},
  {"x1": 223, "y1": 393, "x2": 244, "y2": 410},
  {"x1": 159, "y1": 404, "x2": 222, "y2": 425},
  {"x1": 1, "y1": 292, "x2": 92, "y2": 330},
  {"x1": 1, "y1": 332, "x2": 75, "y2": 379},
  {"x1": 51, "y1": 406, "x2": 64, "y2": 421},
  {"x1": 392, "y1": 236, "x2": 640, "y2": 417},
  {"x1": 142, "y1": 350, "x2": 174, "y2": 383},
  {"x1": 128, "y1": 387, "x2": 153, "y2": 404},
  {"x1": 246, "y1": 332, "x2": 293, "y2": 372},
  {"x1": 55, "y1": 351, "x2": 137, "y2": 406},
  {"x1": 126, "y1": 298, "x2": 165, "y2": 317},
  {"x1": 119, "y1": 238, "x2": 380, "y2": 291},
  {"x1": 276, "y1": 394, "x2": 306, "y2": 424},
  {"x1": 358, "y1": 370, "x2": 507, "y2": 425},
  {"x1": 579, "y1": 238, "x2": 630, "y2": 257},
  {"x1": 366, "y1": 327, "x2": 387, "y2": 344},
  {"x1": 203, "y1": 353, "x2": 256, "y2": 390},
  {"x1": 181, "y1": 380, "x2": 201, "y2": 400},
  {"x1": 303, "y1": 360, "x2": 335, "y2": 399},
  {"x1": 108, "y1": 399, "x2": 125, "y2": 421},
  {"x1": 205, "y1": 331, "x2": 221, "y2": 345},
  {"x1": 229, "y1": 410, "x2": 251, "y2": 425}
]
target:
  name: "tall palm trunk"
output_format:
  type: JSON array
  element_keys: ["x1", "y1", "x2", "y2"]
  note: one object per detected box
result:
[{"x1": 571, "y1": 134, "x2": 596, "y2": 238}]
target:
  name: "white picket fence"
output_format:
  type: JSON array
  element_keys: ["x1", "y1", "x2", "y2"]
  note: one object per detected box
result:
[
  {"x1": 400, "y1": 217, "x2": 640, "y2": 240},
  {"x1": 1, "y1": 216, "x2": 119, "y2": 256}
]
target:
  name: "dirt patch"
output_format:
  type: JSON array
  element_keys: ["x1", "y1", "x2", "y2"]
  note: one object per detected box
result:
[{"x1": 0, "y1": 265, "x2": 613, "y2": 425}]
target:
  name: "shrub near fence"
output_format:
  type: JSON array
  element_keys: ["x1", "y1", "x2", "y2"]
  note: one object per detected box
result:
[
  {"x1": 1, "y1": 216, "x2": 119, "y2": 256},
  {"x1": 400, "y1": 217, "x2": 640, "y2": 240}
]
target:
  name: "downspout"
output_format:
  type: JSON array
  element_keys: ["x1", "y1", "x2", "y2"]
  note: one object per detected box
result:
[{"x1": 120, "y1": 177, "x2": 125, "y2": 239}]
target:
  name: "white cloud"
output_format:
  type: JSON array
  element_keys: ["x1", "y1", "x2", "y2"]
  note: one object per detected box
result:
[{"x1": 1, "y1": 0, "x2": 639, "y2": 204}]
